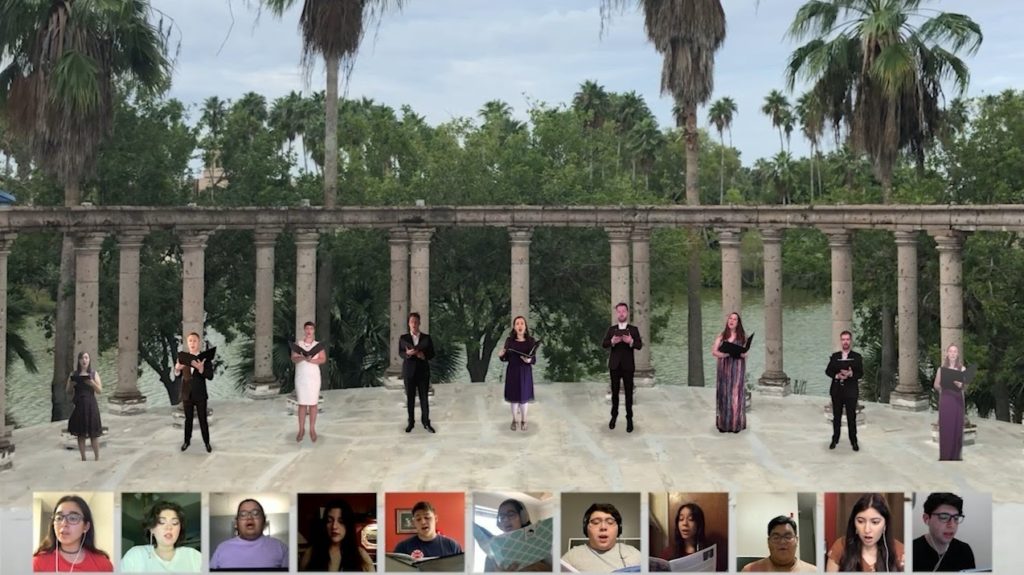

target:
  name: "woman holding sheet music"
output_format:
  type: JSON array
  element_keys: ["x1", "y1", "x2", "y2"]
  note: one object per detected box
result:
[
  {"x1": 933, "y1": 344, "x2": 968, "y2": 461},
  {"x1": 498, "y1": 316, "x2": 537, "y2": 432},
  {"x1": 711, "y1": 312, "x2": 748, "y2": 433},
  {"x1": 292, "y1": 321, "x2": 327, "y2": 443}
]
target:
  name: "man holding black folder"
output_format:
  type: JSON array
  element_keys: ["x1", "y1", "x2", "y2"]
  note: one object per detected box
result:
[
  {"x1": 826, "y1": 330, "x2": 863, "y2": 451},
  {"x1": 602, "y1": 302, "x2": 643, "y2": 433},
  {"x1": 400, "y1": 312, "x2": 436, "y2": 433},
  {"x1": 174, "y1": 332, "x2": 215, "y2": 453}
]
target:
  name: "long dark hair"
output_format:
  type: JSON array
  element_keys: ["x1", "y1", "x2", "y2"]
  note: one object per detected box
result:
[
  {"x1": 73, "y1": 352, "x2": 96, "y2": 379},
  {"x1": 840, "y1": 493, "x2": 899, "y2": 572},
  {"x1": 508, "y1": 316, "x2": 534, "y2": 342},
  {"x1": 670, "y1": 503, "x2": 706, "y2": 558},
  {"x1": 719, "y1": 312, "x2": 746, "y2": 344},
  {"x1": 143, "y1": 501, "x2": 186, "y2": 547},
  {"x1": 305, "y1": 499, "x2": 365, "y2": 572},
  {"x1": 33, "y1": 495, "x2": 110, "y2": 559}
]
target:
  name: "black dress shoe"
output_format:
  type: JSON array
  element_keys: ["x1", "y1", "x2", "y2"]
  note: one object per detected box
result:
[
  {"x1": 423, "y1": 423, "x2": 436, "y2": 433},
  {"x1": 609, "y1": 416, "x2": 617, "y2": 430},
  {"x1": 205, "y1": 443, "x2": 212, "y2": 453},
  {"x1": 852, "y1": 441, "x2": 860, "y2": 452},
  {"x1": 405, "y1": 422, "x2": 414, "y2": 433},
  {"x1": 829, "y1": 439, "x2": 838, "y2": 450},
  {"x1": 180, "y1": 442, "x2": 189, "y2": 452},
  {"x1": 626, "y1": 420, "x2": 634, "y2": 433}
]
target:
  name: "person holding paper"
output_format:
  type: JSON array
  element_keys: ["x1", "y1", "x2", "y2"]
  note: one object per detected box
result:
[
  {"x1": 711, "y1": 312, "x2": 748, "y2": 433},
  {"x1": 291, "y1": 320, "x2": 327, "y2": 443},
  {"x1": 826, "y1": 493, "x2": 904, "y2": 572},
  {"x1": 561, "y1": 503, "x2": 641, "y2": 572},
  {"x1": 482, "y1": 499, "x2": 552, "y2": 572},
  {"x1": 826, "y1": 330, "x2": 863, "y2": 451},
  {"x1": 912, "y1": 493, "x2": 976, "y2": 572},
  {"x1": 741, "y1": 515, "x2": 816, "y2": 572},
  {"x1": 932, "y1": 345, "x2": 969, "y2": 461},
  {"x1": 602, "y1": 302, "x2": 643, "y2": 433},
  {"x1": 498, "y1": 316, "x2": 538, "y2": 431},
  {"x1": 400, "y1": 312, "x2": 437, "y2": 433},
  {"x1": 658, "y1": 502, "x2": 707, "y2": 561},
  {"x1": 174, "y1": 332, "x2": 215, "y2": 453},
  {"x1": 394, "y1": 501, "x2": 463, "y2": 559}
]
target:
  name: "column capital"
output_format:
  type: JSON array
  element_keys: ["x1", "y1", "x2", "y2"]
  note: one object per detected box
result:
[
  {"x1": 630, "y1": 226, "x2": 652, "y2": 242},
  {"x1": 117, "y1": 228, "x2": 149, "y2": 249},
  {"x1": 605, "y1": 226, "x2": 632, "y2": 242},
  {"x1": 931, "y1": 230, "x2": 965, "y2": 251},
  {"x1": 822, "y1": 228, "x2": 852, "y2": 247},
  {"x1": 893, "y1": 230, "x2": 919, "y2": 246},
  {"x1": 253, "y1": 228, "x2": 282, "y2": 246},
  {"x1": 293, "y1": 229, "x2": 320, "y2": 246},
  {"x1": 508, "y1": 227, "x2": 534, "y2": 243},
  {"x1": 74, "y1": 231, "x2": 107, "y2": 251},
  {"x1": 0, "y1": 232, "x2": 17, "y2": 252},
  {"x1": 408, "y1": 227, "x2": 435, "y2": 243},
  {"x1": 716, "y1": 227, "x2": 743, "y2": 245},
  {"x1": 177, "y1": 229, "x2": 210, "y2": 249},
  {"x1": 760, "y1": 228, "x2": 784, "y2": 243},
  {"x1": 389, "y1": 227, "x2": 410, "y2": 242}
]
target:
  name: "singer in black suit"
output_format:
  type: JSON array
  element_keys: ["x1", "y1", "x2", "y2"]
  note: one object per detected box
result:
[
  {"x1": 826, "y1": 330, "x2": 864, "y2": 451},
  {"x1": 175, "y1": 332, "x2": 215, "y2": 453},
  {"x1": 602, "y1": 302, "x2": 643, "y2": 433},
  {"x1": 400, "y1": 312, "x2": 436, "y2": 433}
]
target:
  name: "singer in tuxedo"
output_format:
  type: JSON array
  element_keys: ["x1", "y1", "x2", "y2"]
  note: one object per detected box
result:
[
  {"x1": 175, "y1": 332, "x2": 215, "y2": 453},
  {"x1": 602, "y1": 302, "x2": 643, "y2": 433},
  {"x1": 400, "y1": 312, "x2": 436, "y2": 433},
  {"x1": 826, "y1": 330, "x2": 863, "y2": 451}
]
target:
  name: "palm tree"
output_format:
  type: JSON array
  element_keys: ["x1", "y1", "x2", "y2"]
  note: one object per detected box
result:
[
  {"x1": 707, "y1": 96, "x2": 737, "y2": 203},
  {"x1": 1, "y1": 0, "x2": 170, "y2": 421},
  {"x1": 786, "y1": 0, "x2": 982, "y2": 201},
  {"x1": 573, "y1": 80, "x2": 612, "y2": 130},
  {"x1": 269, "y1": 90, "x2": 306, "y2": 158},
  {"x1": 626, "y1": 116, "x2": 663, "y2": 188},
  {"x1": 795, "y1": 90, "x2": 826, "y2": 200},
  {"x1": 602, "y1": 0, "x2": 726, "y2": 388},
  {"x1": 762, "y1": 89, "x2": 792, "y2": 152}
]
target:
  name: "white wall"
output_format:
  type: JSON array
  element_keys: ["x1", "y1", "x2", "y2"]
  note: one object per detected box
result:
[
  {"x1": 560, "y1": 493, "x2": 641, "y2": 554},
  {"x1": 911, "y1": 491, "x2": 992, "y2": 569},
  {"x1": 734, "y1": 492, "x2": 800, "y2": 558},
  {"x1": 32, "y1": 492, "x2": 116, "y2": 560}
]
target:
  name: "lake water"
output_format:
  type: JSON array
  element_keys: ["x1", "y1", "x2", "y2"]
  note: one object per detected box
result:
[{"x1": 5, "y1": 289, "x2": 835, "y2": 428}]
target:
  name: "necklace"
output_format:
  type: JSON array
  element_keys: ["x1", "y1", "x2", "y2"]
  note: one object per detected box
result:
[{"x1": 56, "y1": 544, "x2": 83, "y2": 573}]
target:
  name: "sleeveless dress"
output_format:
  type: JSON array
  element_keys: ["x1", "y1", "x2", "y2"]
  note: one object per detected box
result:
[
  {"x1": 67, "y1": 372, "x2": 103, "y2": 437},
  {"x1": 294, "y1": 340, "x2": 322, "y2": 405}
]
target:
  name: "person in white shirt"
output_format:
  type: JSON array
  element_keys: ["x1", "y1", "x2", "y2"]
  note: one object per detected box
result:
[
  {"x1": 561, "y1": 503, "x2": 641, "y2": 572},
  {"x1": 121, "y1": 501, "x2": 201, "y2": 573}
]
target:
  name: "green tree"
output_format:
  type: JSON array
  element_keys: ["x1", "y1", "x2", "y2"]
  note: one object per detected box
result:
[
  {"x1": 707, "y1": 96, "x2": 737, "y2": 203},
  {"x1": 762, "y1": 89, "x2": 791, "y2": 153}
]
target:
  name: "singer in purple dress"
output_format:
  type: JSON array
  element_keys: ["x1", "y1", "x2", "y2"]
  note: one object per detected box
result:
[
  {"x1": 498, "y1": 316, "x2": 537, "y2": 431},
  {"x1": 711, "y1": 312, "x2": 747, "y2": 433},
  {"x1": 933, "y1": 344, "x2": 967, "y2": 461}
]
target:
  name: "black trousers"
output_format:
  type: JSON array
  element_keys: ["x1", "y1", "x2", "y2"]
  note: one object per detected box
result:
[
  {"x1": 183, "y1": 398, "x2": 210, "y2": 445},
  {"x1": 405, "y1": 377, "x2": 430, "y2": 424},
  {"x1": 610, "y1": 368, "x2": 634, "y2": 420},
  {"x1": 830, "y1": 383, "x2": 858, "y2": 442}
]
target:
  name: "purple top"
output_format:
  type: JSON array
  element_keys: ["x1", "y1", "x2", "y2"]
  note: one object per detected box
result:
[{"x1": 210, "y1": 535, "x2": 289, "y2": 570}]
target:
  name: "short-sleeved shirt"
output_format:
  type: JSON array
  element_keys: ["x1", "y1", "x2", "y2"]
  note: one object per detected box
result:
[
  {"x1": 32, "y1": 549, "x2": 114, "y2": 572},
  {"x1": 393, "y1": 534, "x2": 463, "y2": 558},
  {"x1": 210, "y1": 535, "x2": 288, "y2": 570}
]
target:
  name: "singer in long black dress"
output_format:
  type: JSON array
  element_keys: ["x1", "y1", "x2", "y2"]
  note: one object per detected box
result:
[
  {"x1": 66, "y1": 351, "x2": 103, "y2": 461},
  {"x1": 498, "y1": 316, "x2": 537, "y2": 431}
]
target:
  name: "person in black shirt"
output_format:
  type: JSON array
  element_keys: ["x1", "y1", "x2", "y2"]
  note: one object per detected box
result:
[
  {"x1": 826, "y1": 330, "x2": 863, "y2": 451},
  {"x1": 912, "y1": 493, "x2": 976, "y2": 572},
  {"x1": 394, "y1": 501, "x2": 462, "y2": 558}
]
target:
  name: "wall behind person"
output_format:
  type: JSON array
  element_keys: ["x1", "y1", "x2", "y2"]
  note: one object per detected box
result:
[
  {"x1": 385, "y1": 492, "x2": 465, "y2": 551},
  {"x1": 208, "y1": 492, "x2": 290, "y2": 550},
  {"x1": 121, "y1": 492, "x2": 201, "y2": 552},
  {"x1": 912, "y1": 492, "x2": 992, "y2": 569},
  {"x1": 560, "y1": 493, "x2": 641, "y2": 554},
  {"x1": 824, "y1": 493, "x2": 904, "y2": 554},
  {"x1": 33, "y1": 492, "x2": 115, "y2": 560},
  {"x1": 735, "y1": 493, "x2": 800, "y2": 558}
]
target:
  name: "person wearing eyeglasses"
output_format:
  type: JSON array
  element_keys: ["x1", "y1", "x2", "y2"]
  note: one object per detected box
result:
[
  {"x1": 560, "y1": 503, "x2": 641, "y2": 573},
  {"x1": 121, "y1": 500, "x2": 201, "y2": 572},
  {"x1": 210, "y1": 499, "x2": 288, "y2": 571},
  {"x1": 912, "y1": 493, "x2": 975, "y2": 572},
  {"x1": 32, "y1": 495, "x2": 113, "y2": 572},
  {"x1": 482, "y1": 499, "x2": 552, "y2": 572},
  {"x1": 741, "y1": 516, "x2": 816, "y2": 572}
]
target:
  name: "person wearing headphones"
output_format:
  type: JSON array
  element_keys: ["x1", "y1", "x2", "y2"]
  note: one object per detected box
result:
[
  {"x1": 121, "y1": 500, "x2": 201, "y2": 572},
  {"x1": 483, "y1": 499, "x2": 552, "y2": 572},
  {"x1": 826, "y1": 493, "x2": 904, "y2": 572},
  {"x1": 560, "y1": 503, "x2": 641, "y2": 572}
]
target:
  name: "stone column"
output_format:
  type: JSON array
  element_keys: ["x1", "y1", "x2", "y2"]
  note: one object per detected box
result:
[
  {"x1": 509, "y1": 227, "x2": 533, "y2": 322},
  {"x1": 718, "y1": 228, "x2": 743, "y2": 322},
  {"x1": 109, "y1": 229, "x2": 149, "y2": 415},
  {"x1": 408, "y1": 227, "x2": 434, "y2": 333},
  {"x1": 294, "y1": 230, "x2": 319, "y2": 341},
  {"x1": 246, "y1": 229, "x2": 281, "y2": 399},
  {"x1": 0, "y1": 232, "x2": 17, "y2": 471},
  {"x1": 385, "y1": 228, "x2": 410, "y2": 389},
  {"x1": 758, "y1": 229, "x2": 791, "y2": 395},
  {"x1": 631, "y1": 227, "x2": 655, "y2": 386},
  {"x1": 73, "y1": 232, "x2": 106, "y2": 365},
  {"x1": 179, "y1": 231, "x2": 209, "y2": 343},
  {"x1": 607, "y1": 227, "x2": 632, "y2": 320},
  {"x1": 933, "y1": 231, "x2": 965, "y2": 353},
  {"x1": 825, "y1": 229, "x2": 854, "y2": 347},
  {"x1": 891, "y1": 231, "x2": 927, "y2": 411}
]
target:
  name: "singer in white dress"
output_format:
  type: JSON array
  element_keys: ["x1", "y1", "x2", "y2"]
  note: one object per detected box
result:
[{"x1": 292, "y1": 321, "x2": 327, "y2": 443}]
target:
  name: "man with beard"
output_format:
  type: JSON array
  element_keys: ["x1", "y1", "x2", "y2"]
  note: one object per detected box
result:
[
  {"x1": 210, "y1": 499, "x2": 288, "y2": 571},
  {"x1": 826, "y1": 330, "x2": 863, "y2": 451},
  {"x1": 741, "y1": 516, "x2": 816, "y2": 572}
]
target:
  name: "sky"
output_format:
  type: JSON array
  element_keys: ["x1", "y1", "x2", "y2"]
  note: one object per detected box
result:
[{"x1": 151, "y1": 0, "x2": 1024, "y2": 166}]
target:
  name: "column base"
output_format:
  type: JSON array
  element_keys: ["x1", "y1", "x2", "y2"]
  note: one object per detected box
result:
[
  {"x1": 108, "y1": 392, "x2": 148, "y2": 415},
  {"x1": 745, "y1": 388, "x2": 753, "y2": 412},
  {"x1": 757, "y1": 372, "x2": 792, "y2": 397},
  {"x1": 172, "y1": 405, "x2": 214, "y2": 429},
  {"x1": 824, "y1": 402, "x2": 866, "y2": 426},
  {"x1": 61, "y1": 428, "x2": 109, "y2": 450},
  {"x1": 634, "y1": 369, "x2": 656, "y2": 387},
  {"x1": 286, "y1": 393, "x2": 325, "y2": 415},
  {"x1": 0, "y1": 427, "x2": 14, "y2": 471},
  {"x1": 890, "y1": 391, "x2": 929, "y2": 412},
  {"x1": 384, "y1": 370, "x2": 404, "y2": 390},
  {"x1": 244, "y1": 376, "x2": 281, "y2": 399},
  {"x1": 930, "y1": 421, "x2": 977, "y2": 446}
]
